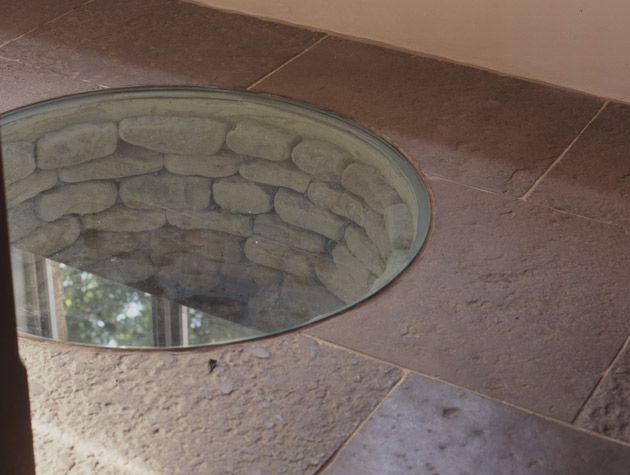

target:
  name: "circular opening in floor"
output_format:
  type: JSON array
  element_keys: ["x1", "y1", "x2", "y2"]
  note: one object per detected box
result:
[{"x1": 1, "y1": 87, "x2": 431, "y2": 348}]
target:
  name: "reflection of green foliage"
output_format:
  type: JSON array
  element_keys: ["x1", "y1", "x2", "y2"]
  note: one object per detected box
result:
[{"x1": 61, "y1": 265, "x2": 153, "y2": 347}]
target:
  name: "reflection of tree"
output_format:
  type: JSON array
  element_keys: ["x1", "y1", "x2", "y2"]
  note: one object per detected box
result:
[{"x1": 61, "y1": 264, "x2": 153, "y2": 347}]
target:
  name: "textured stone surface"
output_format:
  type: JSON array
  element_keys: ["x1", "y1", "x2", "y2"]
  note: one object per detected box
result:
[
  {"x1": 383, "y1": 203, "x2": 413, "y2": 249},
  {"x1": 81, "y1": 206, "x2": 166, "y2": 232},
  {"x1": 165, "y1": 152, "x2": 242, "y2": 178},
  {"x1": 119, "y1": 116, "x2": 228, "y2": 155},
  {"x1": 0, "y1": 0, "x2": 322, "y2": 88},
  {"x1": 2, "y1": 141, "x2": 36, "y2": 184},
  {"x1": 239, "y1": 159, "x2": 311, "y2": 192},
  {"x1": 167, "y1": 209, "x2": 252, "y2": 237},
  {"x1": 326, "y1": 374, "x2": 630, "y2": 475},
  {"x1": 576, "y1": 342, "x2": 630, "y2": 443},
  {"x1": 0, "y1": 0, "x2": 86, "y2": 44},
  {"x1": 307, "y1": 181, "x2": 365, "y2": 226},
  {"x1": 155, "y1": 252, "x2": 222, "y2": 293},
  {"x1": 371, "y1": 250, "x2": 409, "y2": 291},
  {"x1": 15, "y1": 217, "x2": 80, "y2": 256},
  {"x1": 36, "y1": 182, "x2": 117, "y2": 222},
  {"x1": 244, "y1": 236, "x2": 314, "y2": 278},
  {"x1": 281, "y1": 276, "x2": 344, "y2": 319},
  {"x1": 316, "y1": 257, "x2": 372, "y2": 304},
  {"x1": 151, "y1": 228, "x2": 242, "y2": 265},
  {"x1": 8, "y1": 200, "x2": 40, "y2": 242},
  {"x1": 363, "y1": 209, "x2": 391, "y2": 259},
  {"x1": 0, "y1": 57, "x2": 98, "y2": 113},
  {"x1": 221, "y1": 262, "x2": 283, "y2": 294},
  {"x1": 37, "y1": 122, "x2": 118, "y2": 169},
  {"x1": 226, "y1": 120, "x2": 299, "y2": 161},
  {"x1": 55, "y1": 231, "x2": 147, "y2": 266},
  {"x1": 275, "y1": 189, "x2": 346, "y2": 240},
  {"x1": 254, "y1": 214, "x2": 326, "y2": 253},
  {"x1": 341, "y1": 162, "x2": 400, "y2": 213},
  {"x1": 528, "y1": 103, "x2": 630, "y2": 230},
  {"x1": 19, "y1": 335, "x2": 400, "y2": 475},
  {"x1": 6, "y1": 170, "x2": 57, "y2": 208},
  {"x1": 85, "y1": 255, "x2": 157, "y2": 284},
  {"x1": 345, "y1": 225, "x2": 385, "y2": 275},
  {"x1": 308, "y1": 178, "x2": 630, "y2": 420},
  {"x1": 292, "y1": 139, "x2": 352, "y2": 182},
  {"x1": 120, "y1": 174, "x2": 211, "y2": 210},
  {"x1": 58, "y1": 142, "x2": 163, "y2": 182},
  {"x1": 255, "y1": 36, "x2": 603, "y2": 196},
  {"x1": 213, "y1": 177, "x2": 273, "y2": 214}
]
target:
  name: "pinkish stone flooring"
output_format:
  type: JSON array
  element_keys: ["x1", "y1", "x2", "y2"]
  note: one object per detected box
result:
[{"x1": 3, "y1": 0, "x2": 630, "y2": 473}]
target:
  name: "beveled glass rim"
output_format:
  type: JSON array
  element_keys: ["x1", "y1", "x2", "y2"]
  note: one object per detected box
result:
[{"x1": 1, "y1": 86, "x2": 432, "y2": 350}]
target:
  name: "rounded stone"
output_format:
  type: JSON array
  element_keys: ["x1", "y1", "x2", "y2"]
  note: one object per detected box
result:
[{"x1": 2, "y1": 88, "x2": 430, "y2": 349}]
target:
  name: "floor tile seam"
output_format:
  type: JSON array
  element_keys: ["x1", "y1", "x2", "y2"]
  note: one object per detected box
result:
[
  {"x1": 426, "y1": 174, "x2": 628, "y2": 231},
  {"x1": 0, "y1": 52, "x2": 110, "y2": 90},
  {"x1": 0, "y1": 0, "x2": 97, "y2": 51},
  {"x1": 305, "y1": 334, "x2": 630, "y2": 449},
  {"x1": 246, "y1": 34, "x2": 329, "y2": 90},
  {"x1": 314, "y1": 368, "x2": 411, "y2": 474},
  {"x1": 521, "y1": 101, "x2": 610, "y2": 200},
  {"x1": 571, "y1": 333, "x2": 630, "y2": 424}
]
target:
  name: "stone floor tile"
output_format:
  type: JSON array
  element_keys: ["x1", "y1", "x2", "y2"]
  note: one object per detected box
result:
[
  {"x1": 0, "y1": 58, "x2": 98, "y2": 113},
  {"x1": 0, "y1": 0, "x2": 322, "y2": 88},
  {"x1": 324, "y1": 374, "x2": 630, "y2": 475},
  {"x1": 254, "y1": 37, "x2": 603, "y2": 196},
  {"x1": 19, "y1": 334, "x2": 401, "y2": 475},
  {"x1": 528, "y1": 103, "x2": 630, "y2": 229},
  {"x1": 307, "y1": 178, "x2": 630, "y2": 420},
  {"x1": 0, "y1": 0, "x2": 86, "y2": 45},
  {"x1": 576, "y1": 339, "x2": 630, "y2": 444}
]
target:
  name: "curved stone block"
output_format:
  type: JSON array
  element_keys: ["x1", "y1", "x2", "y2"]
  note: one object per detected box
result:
[
  {"x1": 226, "y1": 120, "x2": 299, "y2": 161},
  {"x1": 120, "y1": 174, "x2": 211, "y2": 210},
  {"x1": 292, "y1": 139, "x2": 352, "y2": 182},
  {"x1": 213, "y1": 177, "x2": 273, "y2": 214},
  {"x1": 341, "y1": 163, "x2": 401, "y2": 213},
  {"x1": 275, "y1": 189, "x2": 345, "y2": 241},
  {"x1": 2, "y1": 142, "x2": 35, "y2": 185},
  {"x1": 37, "y1": 122, "x2": 118, "y2": 169},
  {"x1": 58, "y1": 143, "x2": 163, "y2": 182},
  {"x1": 36, "y1": 182, "x2": 117, "y2": 222},
  {"x1": 239, "y1": 159, "x2": 311, "y2": 193},
  {"x1": 119, "y1": 116, "x2": 228, "y2": 155}
]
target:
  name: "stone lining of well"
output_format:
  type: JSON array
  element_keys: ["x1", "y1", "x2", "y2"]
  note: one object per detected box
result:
[{"x1": 2, "y1": 97, "x2": 417, "y2": 332}]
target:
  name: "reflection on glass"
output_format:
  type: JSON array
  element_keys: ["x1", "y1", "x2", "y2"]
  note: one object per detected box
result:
[
  {"x1": 12, "y1": 247, "x2": 264, "y2": 348},
  {"x1": 2, "y1": 88, "x2": 430, "y2": 348}
]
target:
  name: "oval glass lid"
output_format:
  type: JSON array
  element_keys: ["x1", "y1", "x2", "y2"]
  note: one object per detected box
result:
[{"x1": 1, "y1": 87, "x2": 431, "y2": 348}]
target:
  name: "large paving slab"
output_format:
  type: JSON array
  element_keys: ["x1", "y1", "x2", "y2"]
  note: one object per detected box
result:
[
  {"x1": 19, "y1": 335, "x2": 401, "y2": 475},
  {"x1": 576, "y1": 339, "x2": 630, "y2": 444},
  {"x1": 254, "y1": 37, "x2": 603, "y2": 197},
  {"x1": 0, "y1": 58, "x2": 97, "y2": 113},
  {"x1": 307, "y1": 178, "x2": 630, "y2": 420},
  {"x1": 0, "y1": 0, "x2": 86, "y2": 45},
  {"x1": 0, "y1": 0, "x2": 322, "y2": 88},
  {"x1": 324, "y1": 374, "x2": 630, "y2": 475},
  {"x1": 528, "y1": 102, "x2": 630, "y2": 229}
]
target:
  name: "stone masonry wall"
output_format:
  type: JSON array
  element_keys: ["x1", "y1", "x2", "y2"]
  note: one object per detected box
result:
[{"x1": 3, "y1": 113, "x2": 415, "y2": 332}]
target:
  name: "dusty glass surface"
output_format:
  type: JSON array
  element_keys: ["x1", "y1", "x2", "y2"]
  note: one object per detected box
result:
[{"x1": 0, "y1": 88, "x2": 430, "y2": 348}]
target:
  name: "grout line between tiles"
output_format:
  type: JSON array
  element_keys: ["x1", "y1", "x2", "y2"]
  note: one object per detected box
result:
[
  {"x1": 521, "y1": 101, "x2": 609, "y2": 200},
  {"x1": 305, "y1": 333, "x2": 630, "y2": 449},
  {"x1": 0, "y1": 0, "x2": 96, "y2": 51},
  {"x1": 315, "y1": 368, "x2": 411, "y2": 474},
  {"x1": 572, "y1": 333, "x2": 630, "y2": 424},
  {"x1": 426, "y1": 174, "x2": 629, "y2": 232},
  {"x1": 245, "y1": 34, "x2": 329, "y2": 90}
]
